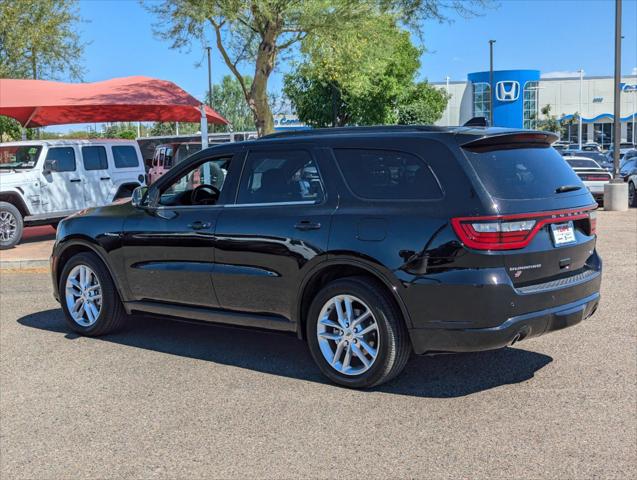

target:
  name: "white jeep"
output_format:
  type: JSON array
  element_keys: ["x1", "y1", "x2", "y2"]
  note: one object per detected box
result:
[{"x1": 0, "y1": 139, "x2": 146, "y2": 249}]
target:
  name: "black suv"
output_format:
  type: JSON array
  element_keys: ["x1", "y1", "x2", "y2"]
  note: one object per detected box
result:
[{"x1": 51, "y1": 126, "x2": 602, "y2": 388}]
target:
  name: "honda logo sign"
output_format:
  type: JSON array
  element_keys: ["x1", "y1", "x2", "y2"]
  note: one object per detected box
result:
[{"x1": 495, "y1": 81, "x2": 520, "y2": 101}]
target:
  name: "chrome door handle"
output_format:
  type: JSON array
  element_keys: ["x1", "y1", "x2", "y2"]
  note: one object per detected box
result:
[
  {"x1": 294, "y1": 220, "x2": 321, "y2": 231},
  {"x1": 188, "y1": 221, "x2": 212, "y2": 230}
]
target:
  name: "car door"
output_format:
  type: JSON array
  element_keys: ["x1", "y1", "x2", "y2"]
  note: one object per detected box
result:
[
  {"x1": 40, "y1": 146, "x2": 86, "y2": 215},
  {"x1": 80, "y1": 145, "x2": 113, "y2": 207},
  {"x1": 213, "y1": 147, "x2": 335, "y2": 321},
  {"x1": 121, "y1": 153, "x2": 239, "y2": 308}
]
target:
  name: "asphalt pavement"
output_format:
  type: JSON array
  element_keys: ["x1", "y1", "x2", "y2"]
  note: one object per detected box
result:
[{"x1": 1, "y1": 210, "x2": 635, "y2": 479}]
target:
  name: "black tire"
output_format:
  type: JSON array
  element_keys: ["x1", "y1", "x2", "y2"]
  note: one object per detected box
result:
[
  {"x1": 0, "y1": 201, "x2": 23, "y2": 250},
  {"x1": 629, "y1": 181, "x2": 636, "y2": 208},
  {"x1": 59, "y1": 252, "x2": 128, "y2": 336},
  {"x1": 306, "y1": 276, "x2": 411, "y2": 388}
]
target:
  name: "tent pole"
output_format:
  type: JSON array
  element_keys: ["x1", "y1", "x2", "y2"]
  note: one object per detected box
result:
[{"x1": 200, "y1": 105, "x2": 208, "y2": 149}]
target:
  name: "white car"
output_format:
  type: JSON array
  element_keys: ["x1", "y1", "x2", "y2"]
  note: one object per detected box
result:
[
  {"x1": 565, "y1": 156, "x2": 612, "y2": 205},
  {"x1": 0, "y1": 139, "x2": 146, "y2": 249}
]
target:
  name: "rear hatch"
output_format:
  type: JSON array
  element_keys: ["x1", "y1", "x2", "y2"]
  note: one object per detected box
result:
[{"x1": 454, "y1": 132, "x2": 598, "y2": 286}]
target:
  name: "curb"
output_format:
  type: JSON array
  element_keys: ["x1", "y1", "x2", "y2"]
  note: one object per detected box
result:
[{"x1": 0, "y1": 259, "x2": 50, "y2": 271}]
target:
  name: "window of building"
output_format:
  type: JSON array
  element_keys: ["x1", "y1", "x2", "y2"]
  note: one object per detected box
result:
[
  {"x1": 81, "y1": 146, "x2": 108, "y2": 170},
  {"x1": 472, "y1": 82, "x2": 491, "y2": 121},
  {"x1": 593, "y1": 123, "x2": 613, "y2": 149},
  {"x1": 112, "y1": 146, "x2": 139, "y2": 168},
  {"x1": 627, "y1": 121, "x2": 635, "y2": 146},
  {"x1": 237, "y1": 150, "x2": 324, "y2": 205},
  {"x1": 523, "y1": 81, "x2": 539, "y2": 130},
  {"x1": 45, "y1": 147, "x2": 76, "y2": 172},
  {"x1": 334, "y1": 149, "x2": 442, "y2": 200}
]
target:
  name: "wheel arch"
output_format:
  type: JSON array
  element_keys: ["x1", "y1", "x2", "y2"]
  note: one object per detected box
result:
[
  {"x1": 0, "y1": 191, "x2": 30, "y2": 217},
  {"x1": 112, "y1": 182, "x2": 141, "y2": 201},
  {"x1": 54, "y1": 237, "x2": 126, "y2": 303},
  {"x1": 295, "y1": 258, "x2": 413, "y2": 340}
]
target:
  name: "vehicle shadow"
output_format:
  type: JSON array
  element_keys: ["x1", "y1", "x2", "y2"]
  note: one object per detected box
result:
[{"x1": 18, "y1": 308, "x2": 553, "y2": 398}]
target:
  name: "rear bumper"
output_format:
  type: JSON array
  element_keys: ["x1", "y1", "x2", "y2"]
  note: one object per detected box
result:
[{"x1": 409, "y1": 292, "x2": 600, "y2": 354}]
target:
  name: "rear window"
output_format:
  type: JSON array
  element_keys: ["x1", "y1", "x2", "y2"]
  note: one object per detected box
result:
[
  {"x1": 465, "y1": 146, "x2": 583, "y2": 200},
  {"x1": 112, "y1": 146, "x2": 139, "y2": 168},
  {"x1": 334, "y1": 149, "x2": 442, "y2": 200},
  {"x1": 567, "y1": 159, "x2": 600, "y2": 169}
]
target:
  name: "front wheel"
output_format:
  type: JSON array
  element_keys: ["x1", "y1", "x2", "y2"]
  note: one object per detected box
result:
[
  {"x1": 306, "y1": 276, "x2": 411, "y2": 388},
  {"x1": 59, "y1": 252, "x2": 128, "y2": 336},
  {"x1": 0, "y1": 201, "x2": 23, "y2": 250},
  {"x1": 629, "y1": 181, "x2": 636, "y2": 208}
]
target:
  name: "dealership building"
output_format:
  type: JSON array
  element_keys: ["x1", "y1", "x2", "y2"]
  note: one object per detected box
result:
[{"x1": 434, "y1": 70, "x2": 637, "y2": 147}]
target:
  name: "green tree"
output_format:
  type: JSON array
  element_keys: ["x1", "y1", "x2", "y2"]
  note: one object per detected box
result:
[
  {"x1": 396, "y1": 82, "x2": 449, "y2": 125},
  {"x1": 146, "y1": 1, "x2": 487, "y2": 136},
  {"x1": 0, "y1": 0, "x2": 84, "y2": 80},
  {"x1": 208, "y1": 75, "x2": 254, "y2": 132},
  {"x1": 284, "y1": 15, "x2": 447, "y2": 127},
  {"x1": 0, "y1": 0, "x2": 84, "y2": 140},
  {"x1": 537, "y1": 104, "x2": 560, "y2": 133}
]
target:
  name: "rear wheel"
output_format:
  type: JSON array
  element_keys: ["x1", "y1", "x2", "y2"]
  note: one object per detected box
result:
[
  {"x1": 629, "y1": 181, "x2": 636, "y2": 208},
  {"x1": 307, "y1": 276, "x2": 411, "y2": 388},
  {"x1": 0, "y1": 201, "x2": 23, "y2": 250},
  {"x1": 59, "y1": 252, "x2": 127, "y2": 336}
]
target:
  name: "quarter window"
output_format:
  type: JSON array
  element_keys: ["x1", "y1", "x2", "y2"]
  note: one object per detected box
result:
[
  {"x1": 112, "y1": 146, "x2": 139, "y2": 168},
  {"x1": 46, "y1": 147, "x2": 76, "y2": 172},
  {"x1": 237, "y1": 150, "x2": 324, "y2": 204},
  {"x1": 333, "y1": 149, "x2": 442, "y2": 200},
  {"x1": 81, "y1": 146, "x2": 108, "y2": 170}
]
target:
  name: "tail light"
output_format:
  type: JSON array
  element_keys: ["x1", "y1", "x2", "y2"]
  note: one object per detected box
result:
[
  {"x1": 588, "y1": 210, "x2": 597, "y2": 235},
  {"x1": 579, "y1": 174, "x2": 611, "y2": 181},
  {"x1": 451, "y1": 206, "x2": 597, "y2": 250}
]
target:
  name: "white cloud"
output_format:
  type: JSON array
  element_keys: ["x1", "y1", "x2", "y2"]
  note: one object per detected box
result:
[
  {"x1": 632, "y1": 66, "x2": 637, "y2": 75},
  {"x1": 541, "y1": 71, "x2": 581, "y2": 79}
]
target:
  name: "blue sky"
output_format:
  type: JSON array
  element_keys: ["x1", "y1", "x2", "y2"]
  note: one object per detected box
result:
[{"x1": 52, "y1": 0, "x2": 637, "y2": 132}]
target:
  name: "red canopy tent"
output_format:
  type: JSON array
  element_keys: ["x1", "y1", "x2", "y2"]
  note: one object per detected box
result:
[{"x1": 0, "y1": 76, "x2": 228, "y2": 144}]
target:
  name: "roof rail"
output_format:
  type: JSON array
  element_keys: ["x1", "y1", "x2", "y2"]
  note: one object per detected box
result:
[{"x1": 262, "y1": 125, "x2": 451, "y2": 139}]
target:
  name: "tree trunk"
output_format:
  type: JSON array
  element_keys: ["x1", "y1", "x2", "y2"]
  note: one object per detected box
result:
[{"x1": 249, "y1": 27, "x2": 278, "y2": 136}]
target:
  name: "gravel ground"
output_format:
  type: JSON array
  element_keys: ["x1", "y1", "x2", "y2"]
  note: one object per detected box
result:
[{"x1": 1, "y1": 210, "x2": 635, "y2": 479}]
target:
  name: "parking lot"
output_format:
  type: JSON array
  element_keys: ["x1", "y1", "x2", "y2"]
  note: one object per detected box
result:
[{"x1": 0, "y1": 209, "x2": 635, "y2": 479}]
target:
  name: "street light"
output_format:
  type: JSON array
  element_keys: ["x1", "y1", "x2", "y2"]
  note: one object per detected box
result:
[
  {"x1": 445, "y1": 76, "x2": 451, "y2": 125},
  {"x1": 489, "y1": 40, "x2": 496, "y2": 126},
  {"x1": 604, "y1": 0, "x2": 628, "y2": 211},
  {"x1": 578, "y1": 69, "x2": 584, "y2": 149}
]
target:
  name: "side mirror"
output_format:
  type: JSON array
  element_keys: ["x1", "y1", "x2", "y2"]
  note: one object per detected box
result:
[
  {"x1": 131, "y1": 186, "x2": 148, "y2": 208},
  {"x1": 43, "y1": 158, "x2": 57, "y2": 174},
  {"x1": 131, "y1": 185, "x2": 159, "y2": 209}
]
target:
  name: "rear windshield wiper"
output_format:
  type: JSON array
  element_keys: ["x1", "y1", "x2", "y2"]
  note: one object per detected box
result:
[{"x1": 555, "y1": 185, "x2": 582, "y2": 193}]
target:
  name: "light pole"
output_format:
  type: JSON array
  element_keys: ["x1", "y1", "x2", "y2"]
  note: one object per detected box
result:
[
  {"x1": 489, "y1": 40, "x2": 496, "y2": 126},
  {"x1": 445, "y1": 76, "x2": 451, "y2": 125},
  {"x1": 578, "y1": 69, "x2": 584, "y2": 149},
  {"x1": 604, "y1": 0, "x2": 628, "y2": 210},
  {"x1": 206, "y1": 46, "x2": 213, "y2": 134}
]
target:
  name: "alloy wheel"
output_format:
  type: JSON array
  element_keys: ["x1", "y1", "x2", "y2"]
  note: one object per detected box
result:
[
  {"x1": 0, "y1": 211, "x2": 17, "y2": 242},
  {"x1": 316, "y1": 294, "x2": 380, "y2": 376},
  {"x1": 65, "y1": 264, "x2": 103, "y2": 327}
]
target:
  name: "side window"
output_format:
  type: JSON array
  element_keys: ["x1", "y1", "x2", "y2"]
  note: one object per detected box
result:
[
  {"x1": 112, "y1": 146, "x2": 139, "y2": 168},
  {"x1": 160, "y1": 157, "x2": 231, "y2": 206},
  {"x1": 46, "y1": 147, "x2": 76, "y2": 172},
  {"x1": 333, "y1": 149, "x2": 442, "y2": 200},
  {"x1": 165, "y1": 147, "x2": 174, "y2": 168},
  {"x1": 159, "y1": 148, "x2": 165, "y2": 167},
  {"x1": 237, "y1": 150, "x2": 324, "y2": 204},
  {"x1": 81, "y1": 146, "x2": 108, "y2": 170}
]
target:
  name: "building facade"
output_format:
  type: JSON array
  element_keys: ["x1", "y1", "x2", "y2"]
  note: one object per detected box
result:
[{"x1": 435, "y1": 70, "x2": 637, "y2": 147}]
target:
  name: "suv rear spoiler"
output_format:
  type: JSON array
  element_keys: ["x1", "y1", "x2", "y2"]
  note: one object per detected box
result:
[{"x1": 461, "y1": 132, "x2": 559, "y2": 152}]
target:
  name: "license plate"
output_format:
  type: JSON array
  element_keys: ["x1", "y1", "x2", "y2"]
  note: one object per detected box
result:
[{"x1": 550, "y1": 221, "x2": 576, "y2": 246}]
